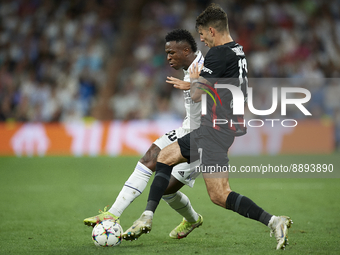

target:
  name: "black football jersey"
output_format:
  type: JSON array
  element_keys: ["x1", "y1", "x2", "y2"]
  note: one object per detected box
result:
[{"x1": 200, "y1": 41, "x2": 248, "y2": 136}]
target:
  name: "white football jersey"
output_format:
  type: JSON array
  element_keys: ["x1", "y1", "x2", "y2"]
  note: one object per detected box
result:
[{"x1": 181, "y1": 51, "x2": 204, "y2": 130}]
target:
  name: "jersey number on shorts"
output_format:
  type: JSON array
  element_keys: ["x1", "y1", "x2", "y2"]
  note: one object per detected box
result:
[
  {"x1": 166, "y1": 130, "x2": 177, "y2": 142},
  {"x1": 198, "y1": 148, "x2": 203, "y2": 165}
]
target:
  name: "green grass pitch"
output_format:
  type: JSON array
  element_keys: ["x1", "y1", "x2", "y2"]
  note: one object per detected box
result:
[{"x1": 0, "y1": 154, "x2": 339, "y2": 255}]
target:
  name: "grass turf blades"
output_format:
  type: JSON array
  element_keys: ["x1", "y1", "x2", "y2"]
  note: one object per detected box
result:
[{"x1": 0, "y1": 154, "x2": 339, "y2": 254}]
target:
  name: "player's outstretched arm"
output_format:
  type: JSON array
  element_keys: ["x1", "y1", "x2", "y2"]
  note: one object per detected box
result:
[
  {"x1": 166, "y1": 76, "x2": 191, "y2": 90},
  {"x1": 189, "y1": 64, "x2": 208, "y2": 102},
  {"x1": 190, "y1": 78, "x2": 207, "y2": 102}
]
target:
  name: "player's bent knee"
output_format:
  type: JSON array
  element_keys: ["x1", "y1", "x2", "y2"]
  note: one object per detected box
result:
[
  {"x1": 208, "y1": 193, "x2": 223, "y2": 207},
  {"x1": 139, "y1": 158, "x2": 156, "y2": 170},
  {"x1": 139, "y1": 144, "x2": 161, "y2": 171},
  {"x1": 208, "y1": 189, "x2": 232, "y2": 207}
]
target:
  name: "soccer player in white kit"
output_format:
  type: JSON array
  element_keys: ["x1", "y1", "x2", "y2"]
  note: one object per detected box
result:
[{"x1": 84, "y1": 29, "x2": 204, "y2": 239}]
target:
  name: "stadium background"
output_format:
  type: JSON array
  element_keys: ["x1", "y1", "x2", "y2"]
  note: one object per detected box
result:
[{"x1": 0, "y1": 0, "x2": 339, "y2": 156}]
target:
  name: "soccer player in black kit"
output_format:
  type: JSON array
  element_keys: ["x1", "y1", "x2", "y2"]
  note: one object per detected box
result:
[{"x1": 124, "y1": 3, "x2": 292, "y2": 250}]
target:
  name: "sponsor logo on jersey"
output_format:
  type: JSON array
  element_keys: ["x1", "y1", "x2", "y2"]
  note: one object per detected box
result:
[
  {"x1": 231, "y1": 46, "x2": 245, "y2": 56},
  {"x1": 183, "y1": 90, "x2": 194, "y2": 104},
  {"x1": 202, "y1": 66, "x2": 213, "y2": 74}
]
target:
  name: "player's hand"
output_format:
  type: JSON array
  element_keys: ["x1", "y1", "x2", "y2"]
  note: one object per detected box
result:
[
  {"x1": 166, "y1": 76, "x2": 191, "y2": 90},
  {"x1": 189, "y1": 64, "x2": 202, "y2": 81}
]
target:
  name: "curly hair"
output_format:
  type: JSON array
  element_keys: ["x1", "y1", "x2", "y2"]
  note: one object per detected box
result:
[
  {"x1": 165, "y1": 29, "x2": 197, "y2": 53},
  {"x1": 195, "y1": 3, "x2": 229, "y2": 33}
]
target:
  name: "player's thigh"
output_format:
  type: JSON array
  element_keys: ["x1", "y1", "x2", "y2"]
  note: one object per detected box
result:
[
  {"x1": 158, "y1": 141, "x2": 187, "y2": 166},
  {"x1": 200, "y1": 150, "x2": 232, "y2": 207},
  {"x1": 153, "y1": 127, "x2": 188, "y2": 150},
  {"x1": 198, "y1": 134, "x2": 233, "y2": 206},
  {"x1": 146, "y1": 127, "x2": 186, "y2": 170}
]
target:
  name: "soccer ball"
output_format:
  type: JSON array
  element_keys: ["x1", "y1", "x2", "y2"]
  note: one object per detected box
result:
[{"x1": 92, "y1": 220, "x2": 123, "y2": 247}]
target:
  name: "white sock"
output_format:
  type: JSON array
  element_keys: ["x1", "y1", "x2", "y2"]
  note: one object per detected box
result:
[
  {"x1": 142, "y1": 210, "x2": 154, "y2": 218},
  {"x1": 109, "y1": 162, "x2": 153, "y2": 217},
  {"x1": 162, "y1": 191, "x2": 199, "y2": 223},
  {"x1": 268, "y1": 215, "x2": 277, "y2": 228}
]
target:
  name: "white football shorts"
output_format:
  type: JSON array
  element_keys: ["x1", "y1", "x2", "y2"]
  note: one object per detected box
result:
[{"x1": 153, "y1": 127, "x2": 200, "y2": 188}]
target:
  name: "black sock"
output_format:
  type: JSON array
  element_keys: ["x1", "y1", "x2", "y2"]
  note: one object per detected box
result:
[
  {"x1": 145, "y1": 162, "x2": 173, "y2": 212},
  {"x1": 226, "y1": 191, "x2": 273, "y2": 226}
]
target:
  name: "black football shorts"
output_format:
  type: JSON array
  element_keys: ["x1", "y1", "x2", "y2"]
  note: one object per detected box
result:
[{"x1": 178, "y1": 126, "x2": 235, "y2": 166}]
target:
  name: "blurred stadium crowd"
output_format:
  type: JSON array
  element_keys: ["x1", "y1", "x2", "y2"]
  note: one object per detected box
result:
[{"x1": 0, "y1": 0, "x2": 339, "y2": 148}]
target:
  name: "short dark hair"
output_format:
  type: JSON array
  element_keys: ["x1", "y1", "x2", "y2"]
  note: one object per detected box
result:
[
  {"x1": 195, "y1": 3, "x2": 229, "y2": 33},
  {"x1": 165, "y1": 29, "x2": 197, "y2": 53}
]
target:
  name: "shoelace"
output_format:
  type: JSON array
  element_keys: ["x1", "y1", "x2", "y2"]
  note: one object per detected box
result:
[
  {"x1": 98, "y1": 205, "x2": 110, "y2": 214},
  {"x1": 176, "y1": 219, "x2": 192, "y2": 232}
]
